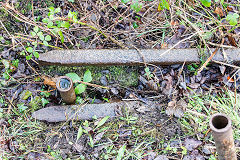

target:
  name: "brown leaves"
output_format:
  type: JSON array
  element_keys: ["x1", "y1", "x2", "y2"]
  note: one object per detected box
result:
[
  {"x1": 41, "y1": 75, "x2": 56, "y2": 88},
  {"x1": 227, "y1": 33, "x2": 237, "y2": 47},
  {"x1": 214, "y1": 7, "x2": 224, "y2": 17},
  {"x1": 166, "y1": 99, "x2": 187, "y2": 118}
]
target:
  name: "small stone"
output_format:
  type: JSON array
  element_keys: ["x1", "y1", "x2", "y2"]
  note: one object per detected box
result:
[
  {"x1": 100, "y1": 76, "x2": 108, "y2": 86},
  {"x1": 110, "y1": 88, "x2": 119, "y2": 95},
  {"x1": 146, "y1": 151, "x2": 156, "y2": 160},
  {"x1": 90, "y1": 14, "x2": 97, "y2": 22},
  {"x1": 184, "y1": 138, "x2": 202, "y2": 151},
  {"x1": 154, "y1": 155, "x2": 169, "y2": 160},
  {"x1": 202, "y1": 145, "x2": 211, "y2": 155}
]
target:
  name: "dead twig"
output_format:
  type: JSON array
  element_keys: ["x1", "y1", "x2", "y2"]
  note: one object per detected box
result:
[
  {"x1": 77, "y1": 80, "x2": 109, "y2": 89},
  {"x1": 198, "y1": 36, "x2": 224, "y2": 73}
]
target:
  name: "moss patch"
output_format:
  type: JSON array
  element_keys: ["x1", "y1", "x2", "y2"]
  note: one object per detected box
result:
[{"x1": 41, "y1": 65, "x2": 139, "y2": 87}]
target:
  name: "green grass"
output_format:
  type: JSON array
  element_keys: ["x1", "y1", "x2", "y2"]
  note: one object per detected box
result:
[{"x1": 180, "y1": 88, "x2": 240, "y2": 142}]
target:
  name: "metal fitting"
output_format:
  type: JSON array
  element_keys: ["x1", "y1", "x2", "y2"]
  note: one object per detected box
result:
[
  {"x1": 56, "y1": 76, "x2": 76, "y2": 104},
  {"x1": 209, "y1": 113, "x2": 237, "y2": 160}
]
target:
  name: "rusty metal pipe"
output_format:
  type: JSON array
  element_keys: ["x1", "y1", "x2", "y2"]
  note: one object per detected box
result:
[
  {"x1": 56, "y1": 76, "x2": 76, "y2": 104},
  {"x1": 209, "y1": 113, "x2": 237, "y2": 160}
]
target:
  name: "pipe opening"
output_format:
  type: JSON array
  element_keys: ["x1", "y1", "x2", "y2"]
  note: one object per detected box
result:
[
  {"x1": 212, "y1": 115, "x2": 228, "y2": 129},
  {"x1": 59, "y1": 78, "x2": 71, "y2": 90}
]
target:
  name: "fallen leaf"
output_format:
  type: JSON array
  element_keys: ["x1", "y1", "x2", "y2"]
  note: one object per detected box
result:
[
  {"x1": 227, "y1": 6, "x2": 233, "y2": 11},
  {"x1": 227, "y1": 33, "x2": 237, "y2": 47},
  {"x1": 170, "y1": 20, "x2": 179, "y2": 26},
  {"x1": 73, "y1": 143, "x2": 84, "y2": 152},
  {"x1": 136, "y1": 105, "x2": 151, "y2": 113},
  {"x1": 227, "y1": 76, "x2": 234, "y2": 82},
  {"x1": 166, "y1": 99, "x2": 186, "y2": 118},
  {"x1": 214, "y1": 7, "x2": 224, "y2": 17},
  {"x1": 147, "y1": 80, "x2": 159, "y2": 91},
  {"x1": 93, "y1": 132, "x2": 105, "y2": 144},
  {"x1": 42, "y1": 76, "x2": 56, "y2": 88},
  {"x1": 184, "y1": 138, "x2": 202, "y2": 151},
  {"x1": 161, "y1": 42, "x2": 168, "y2": 48},
  {"x1": 219, "y1": 65, "x2": 226, "y2": 75},
  {"x1": 188, "y1": 83, "x2": 200, "y2": 89}
]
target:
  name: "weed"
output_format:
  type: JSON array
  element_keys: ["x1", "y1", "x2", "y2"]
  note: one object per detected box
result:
[
  {"x1": 76, "y1": 116, "x2": 109, "y2": 148},
  {"x1": 66, "y1": 69, "x2": 92, "y2": 95},
  {"x1": 200, "y1": 0, "x2": 211, "y2": 7},
  {"x1": 226, "y1": 13, "x2": 239, "y2": 26},
  {"x1": 158, "y1": 0, "x2": 170, "y2": 11},
  {"x1": 180, "y1": 89, "x2": 240, "y2": 142},
  {"x1": 121, "y1": 0, "x2": 143, "y2": 13}
]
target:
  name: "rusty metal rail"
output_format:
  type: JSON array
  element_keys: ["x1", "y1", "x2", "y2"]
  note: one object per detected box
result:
[{"x1": 39, "y1": 48, "x2": 240, "y2": 66}]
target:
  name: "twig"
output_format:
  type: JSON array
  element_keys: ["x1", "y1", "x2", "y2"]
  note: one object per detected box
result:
[
  {"x1": 198, "y1": 37, "x2": 224, "y2": 73},
  {"x1": 208, "y1": 42, "x2": 235, "y2": 48},
  {"x1": 77, "y1": 80, "x2": 109, "y2": 89},
  {"x1": 212, "y1": 60, "x2": 240, "y2": 70},
  {"x1": 13, "y1": 36, "x2": 63, "y2": 50},
  {"x1": 159, "y1": 32, "x2": 199, "y2": 57},
  {"x1": 55, "y1": 17, "x2": 128, "y2": 49}
]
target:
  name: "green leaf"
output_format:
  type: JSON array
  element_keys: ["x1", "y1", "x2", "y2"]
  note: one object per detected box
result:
[
  {"x1": 66, "y1": 73, "x2": 81, "y2": 83},
  {"x1": 54, "y1": 7, "x2": 61, "y2": 13},
  {"x1": 1, "y1": 59, "x2": 10, "y2": 69},
  {"x1": 43, "y1": 41, "x2": 48, "y2": 46},
  {"x1": 226, "y1": 13, "x2": 239, "y2": 26},
  {"x1": 49, "y1": 6, "x2": 55, "y2": 12},
  {"x1": 89, "y1": 135, "x2": 94, "y2": 148},
  {"x1": 32, "y1": 41, "x2": 38, "y2": 47},
  {"x1": 33, "y1": 26, "x2": 39, "y2": 33},
  {"x1": 58, "y1": 30, "x2": 64, "y2": 43},
  {"x1": 61, "y1": 21, "x2": 70, "y2": 28},
  {"x1": 45, "y1": 35, "x2": 52, "y2": 41},
  {"x1": 42, "y1": 18, "x2": 49, "y2": 23},
  {"x1": 33, "y1": 51, "x2": 39, "y2": 58},
  {"x1": 77, "y1": 125, "x2": 83, "y2": 141},
  {"x1": 26, "y1": 47, "x2": 33, "y2": 53},
  {"x1": 73, "y1": 15, "x2": 78, "y2": 23},
  {"x1": 116, "y1": 145, "x2": 126, "y2": 160},
  {"x1": 68, "y1": 0, "x2": 74, "y2": 2},
  {"x1": 200, "y1": 0, "x2": 211, "y2": 7},
  {"x1": 132, "y1": 21, "x2": 139, "y2": 29},
  {"x1": 75, "y1": 84, "x2": 86, "y2": 94},
  {"x1": 68, "y1": 11, "x2": 74, "y2": 19},
  {"x1": 202, "y1": 31, "x2": 213, "y2": 40},
  {"x1": 0, "y1": 36, "x2": 4, "y2": 41},
  {"x1": 31, "y1": 31, "x2": 36, "y2": 37},
  {"x1": 49, "y1": 15, "x2": 54, "y2": 20},
  {"x1": 17, "y1": 103, "x2": 28, "y2": 113},
  {"x1": 2, "y1": 72, "x2": 9, "y2": 80},
  {"x1": 20, "y1": 51, "x2": 25, "y2": 56},
  {"x1": 83, "y1": 69, "x2": 92, "y2": 82},
  {"x1": 96, "y1": 116, "x2": 109, "y2": 129},
  {"x1": 21, "y1": 90, "x2": 32, "y2": 100},
  {"x1": 37, "y1": 31, "x2": 43, "y2": 37},
  {"x1": 41, "y1": 98, "x2": 49, "y2": 107},
  {"x1": 131, "y1": 1, "x2": 142, "y2": 13},
  {"x1": 158, "y1": 0, "x2": 170, "y2": 11},
  {"x1": 26, "y1": 54, "x2": 32, "y2": 60},
  {"x1": 121, "y1": 0, "x2": 130, "y2": 3},
  {"x1": 12, "y1": 59, "x2": 19, "y2": 68},
  {"x1": 47, "y1": 21, "x2": 53, "y2": 28}
]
